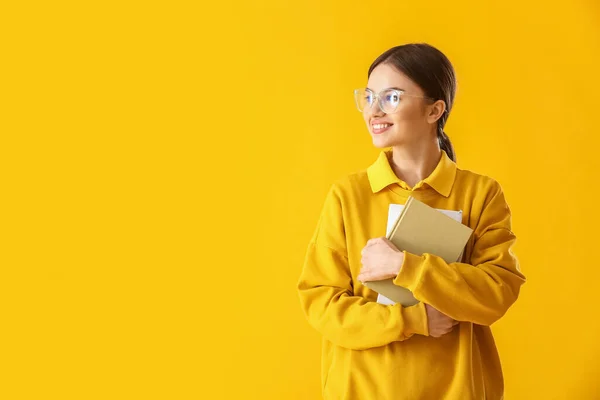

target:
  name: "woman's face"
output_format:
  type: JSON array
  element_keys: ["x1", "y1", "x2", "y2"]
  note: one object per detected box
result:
[{"x1": 363, "y1": 63, "x2": 434, "y2": 149}]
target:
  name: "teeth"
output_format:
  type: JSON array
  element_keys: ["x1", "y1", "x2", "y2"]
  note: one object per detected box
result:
[{"x1": 373, "y1": 124, "x2": 390, "y2": 129}]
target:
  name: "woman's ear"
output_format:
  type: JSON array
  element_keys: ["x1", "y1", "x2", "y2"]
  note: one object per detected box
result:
[{"x1": 427, "y1": 100, "x2": 446, "y2": 124}]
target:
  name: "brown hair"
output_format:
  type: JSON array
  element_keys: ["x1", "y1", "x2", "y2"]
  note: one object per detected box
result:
[{"x1": 368, "y1": 43, "x2": 457, "y2": 161}]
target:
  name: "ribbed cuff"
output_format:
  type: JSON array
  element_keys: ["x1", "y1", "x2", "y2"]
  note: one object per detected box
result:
[
  {"x1": 400, "y1": 301, "x2": 429, "y2": 337},
  {"x1": 393, "y1": 251, "x2": 424, "y2": 292}
]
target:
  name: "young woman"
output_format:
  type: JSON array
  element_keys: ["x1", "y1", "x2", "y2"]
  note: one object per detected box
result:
[{"x1": 297, "y1": 43, "x2": 526, "y2": 399}]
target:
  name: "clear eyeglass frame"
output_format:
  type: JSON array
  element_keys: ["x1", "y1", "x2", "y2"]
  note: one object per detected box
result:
[{"x1": 353, "y1": 88, "x2": 434, "y2": 114}]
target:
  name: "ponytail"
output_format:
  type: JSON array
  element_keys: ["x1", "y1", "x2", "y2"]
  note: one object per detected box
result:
[
  {"x1": 436, "y1": 104, "x2": 456, "y2": 162},
  {"x1": 437, "y1": 128, "x2": 456, "y2": 162}
]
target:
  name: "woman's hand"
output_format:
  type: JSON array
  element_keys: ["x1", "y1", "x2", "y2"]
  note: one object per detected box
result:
[
  {"x1": 358, "y1": 237, "x2": 404, "y2": 282},
  {"x1": 425, "y1": 304, "x2": 459, "y2": 338}
]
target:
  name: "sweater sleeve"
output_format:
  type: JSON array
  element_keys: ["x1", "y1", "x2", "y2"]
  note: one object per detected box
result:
[
  {"x1": 393, "y1": 181, "x2": 526, "y2": 326},
  {"x1": 297, "y1": 185, "x2": 429, "y2": 350}
]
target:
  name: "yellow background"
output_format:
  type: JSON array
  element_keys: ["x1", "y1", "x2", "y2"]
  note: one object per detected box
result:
[{"x1": 2, "y1": 0, "x2": 600, "y2": 399}]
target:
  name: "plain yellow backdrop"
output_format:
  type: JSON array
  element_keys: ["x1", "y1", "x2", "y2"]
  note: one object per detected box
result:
[{"x1": 2, "y1": 0, "x2": 599, "y2": 399}]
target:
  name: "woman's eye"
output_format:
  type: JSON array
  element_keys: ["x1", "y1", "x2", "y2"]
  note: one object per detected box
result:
[{"x1": 387, "y1": 94, "x2": 400, "y2": 103}]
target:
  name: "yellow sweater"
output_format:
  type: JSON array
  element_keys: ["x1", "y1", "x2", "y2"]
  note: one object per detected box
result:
[{"x1": 297, "y1": 150, "x2": 526, "y2": 400}]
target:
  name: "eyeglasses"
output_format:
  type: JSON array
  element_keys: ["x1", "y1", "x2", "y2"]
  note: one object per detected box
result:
[{"x1": 353, "y1": 88, "x2": 433, "y2": 114}]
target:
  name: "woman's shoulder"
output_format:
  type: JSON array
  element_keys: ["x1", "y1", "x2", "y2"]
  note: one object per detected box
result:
[
  {"x1": 454, "y1": 166, "x2": 510, "y2": 212},
  {"x1": 455, "y1": 165, "x2": 504, "y2": 193},
  {"x1": 315, "y1": 170, "x2": 372, "y2": 211}
]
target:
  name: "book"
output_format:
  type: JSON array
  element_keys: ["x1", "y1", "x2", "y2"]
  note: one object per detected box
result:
[
  {"x1": 374, "y1": 203, "x2": 465, "y2": 306},
  {"x1": 363, "y1": 197, "x2": 473, "y2": 307}
]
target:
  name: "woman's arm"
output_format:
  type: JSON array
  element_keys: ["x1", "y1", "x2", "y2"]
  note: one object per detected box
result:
[
  {"x1": 394, "y1": 180, "x2": 526, "y2": 326},
  {"x1": 297, "y1": 184, "x2": 429, "y2": 350}
]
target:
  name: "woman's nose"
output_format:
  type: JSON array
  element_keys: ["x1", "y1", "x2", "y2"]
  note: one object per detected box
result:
[{"x1": 364, "y1": 100, "x2": 385, "y2": 119}]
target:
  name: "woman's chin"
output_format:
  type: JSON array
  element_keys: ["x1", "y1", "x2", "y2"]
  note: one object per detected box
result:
[{"x1": 371, "y1": 135, "x2": 394, "y2": 149}]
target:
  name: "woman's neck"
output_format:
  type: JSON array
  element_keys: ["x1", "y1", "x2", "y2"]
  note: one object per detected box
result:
[{"x1": 390, "y1": 140, "x2": 442, "y2": 188}]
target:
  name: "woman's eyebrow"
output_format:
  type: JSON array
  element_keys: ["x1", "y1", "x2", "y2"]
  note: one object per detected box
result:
[{"x1": 366, "y1": 86, "x2": 406, "y2": 92}]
